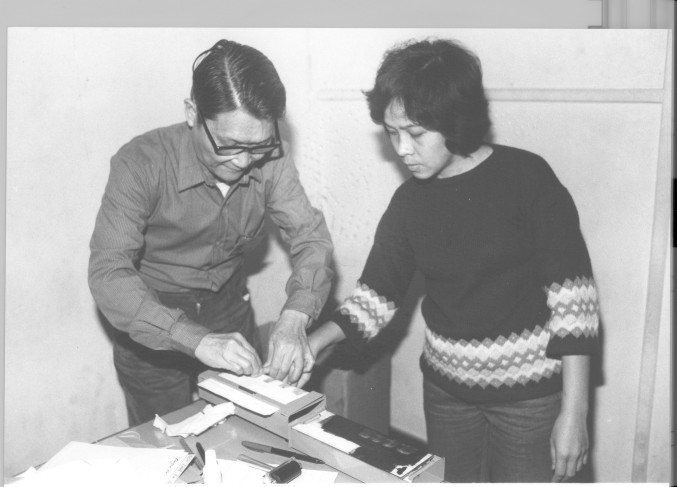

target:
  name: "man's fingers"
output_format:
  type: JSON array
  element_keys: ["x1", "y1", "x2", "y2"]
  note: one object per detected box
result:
[
  {"x1": 267, "y1": 346, "x2": 291, "y2": 380},
  {"x1": 231, "y1": 334, "x2": 262, "y2": 363},
  {"x1": 263, "y1": 339, "x2": 275, "y2": 371},
  {"x1": 286, "y1": 362, "x2": 299, "y2": 384},
  {"x1": 222, "y1": 336, "x2": 262, "y2": 375},
  {"x1": 264, "y1": 320, "x2": 314, "y2": 383},
  {"x1": 302, "y1": 350, "x2": 315, "y2": 373},
  {"x1": 235, "y1": 353, "x2": 255, "y2": 376},
  {"x1": 225, "y1": 353, "x2": 252, "y2": 375},
  {"x1": 195, "y1": 332, "x2": 264, "y2": 375},
  {"x1": 296, "y1": 371, "x2": 312, "y2": 388},
  {"x1": 276, "y1": 349, "x2": 295, "y2": 380}
]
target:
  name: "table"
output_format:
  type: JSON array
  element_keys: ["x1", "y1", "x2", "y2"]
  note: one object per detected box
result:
[{"x1": 96, "y1": 400, "x2": 357, "y2": 483}]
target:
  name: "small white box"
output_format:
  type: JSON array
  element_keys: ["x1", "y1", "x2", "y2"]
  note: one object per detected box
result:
[{"x1": 197, "y1": 369, "x2": 326, "y2": 440}]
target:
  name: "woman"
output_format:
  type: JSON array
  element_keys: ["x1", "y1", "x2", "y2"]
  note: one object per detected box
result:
[{"x1": 307, "y1": 38, "x2": 599, "y2": 482}]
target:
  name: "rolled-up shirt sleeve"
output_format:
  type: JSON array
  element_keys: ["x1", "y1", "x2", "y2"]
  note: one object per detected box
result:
[
  {"x1": 88, "y1": 153, "x2": 212, "y2": 356},
  {"x1": 265, "y1": 151, "x2": 334, "y2": 321}
]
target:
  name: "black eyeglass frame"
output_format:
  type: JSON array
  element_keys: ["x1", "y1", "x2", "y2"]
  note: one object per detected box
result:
[{"x1": 198, "y1": 112, "x2": 283, "y2": 158}]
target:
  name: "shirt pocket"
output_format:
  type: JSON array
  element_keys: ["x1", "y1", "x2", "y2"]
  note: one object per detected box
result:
[
  {"x1": 227, "y1": 183, "x2": 267, "y2": 255},
  {"x1": 233, "y1": 207, "x2": 266, "y2": 254},
  {"x1": 234, "y1": 231, "x2": 265, "y2": 254}
]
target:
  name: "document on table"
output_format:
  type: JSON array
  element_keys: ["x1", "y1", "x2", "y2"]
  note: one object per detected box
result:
[
  {"x1": 11, "y1": 458, "x2": 139, "y2": 487},
  {"x1": 292, "y1": 411, "x2": 360, "y2": 454},
  {"x1": 15, "y1": 441, "x2": 192, "y2": 485}
]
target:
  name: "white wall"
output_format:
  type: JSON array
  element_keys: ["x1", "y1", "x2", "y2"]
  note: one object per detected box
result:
[{"x1": 5, "y1": 28, "x2": 671, "y2": 483}]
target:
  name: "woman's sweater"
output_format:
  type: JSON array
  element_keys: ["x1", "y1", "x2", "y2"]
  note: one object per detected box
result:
[{"x1": 331, "y1": 144, "x2": 600, "y2": 403}]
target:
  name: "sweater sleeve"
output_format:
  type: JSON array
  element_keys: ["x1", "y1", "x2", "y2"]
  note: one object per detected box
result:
[
  {"x1": 331, "y1": 189, "x2": 417, "y2": 348},
  {"x1": 528, "y1": 160, "x2": 600, "y2": 357}
]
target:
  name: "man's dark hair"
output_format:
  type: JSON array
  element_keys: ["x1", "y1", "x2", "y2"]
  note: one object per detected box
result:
[
  {"x1": 192, "y1": 39, "x2": 286, "y2": 121},
  {"x1": 365, "y1": 38, "x2": 491, "y2": 156}
]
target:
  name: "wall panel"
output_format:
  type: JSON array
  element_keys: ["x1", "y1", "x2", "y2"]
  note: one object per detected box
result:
[{"x1": 4, "y1": 28, "x2": 671, "y2": 483}]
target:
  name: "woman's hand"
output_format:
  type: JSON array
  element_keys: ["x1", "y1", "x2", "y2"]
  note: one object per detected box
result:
[
  {"x1": 295, "y1": 330, "x2": 323, "y2": 388},
  {"x1": 551, "y1": 354, "x2": 591, "y2": 482},
  {"x1": 550, "y1": 409, "x2": 589, "y2": 481},
  {"x1": 295, "y1": 321, "x2": 347, "y2": 388}
]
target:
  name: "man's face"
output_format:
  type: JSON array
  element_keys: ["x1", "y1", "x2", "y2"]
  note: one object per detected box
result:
[{"x1": 188, "y1": 106, "x2": 275, "y2": 184}]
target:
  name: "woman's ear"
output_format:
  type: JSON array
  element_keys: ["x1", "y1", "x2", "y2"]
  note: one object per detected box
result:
[{"x1": 184, "y1": 99, "x2": 197, "y2": 128}]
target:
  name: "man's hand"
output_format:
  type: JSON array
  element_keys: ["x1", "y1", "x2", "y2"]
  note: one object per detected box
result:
[
  {"x1": 263, "y1": 310, "x2": 312, "y2": 385},
  {"x1": 194, "y1": 332, "x2": 262, "y2": 376}
]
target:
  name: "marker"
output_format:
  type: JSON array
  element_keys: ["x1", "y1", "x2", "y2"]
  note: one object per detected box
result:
[
  {"x1": 196, "y1": 442, "x2": 207, "y2": 466},
  {"x1": 242, "y1": 440, "x2": 324, "y2": 464}
]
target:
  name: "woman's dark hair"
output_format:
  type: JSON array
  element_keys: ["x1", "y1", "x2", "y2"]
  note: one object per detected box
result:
[
  {"x1": 191, "y1": 39, "x2": 286, "y2": 121},
  {"x1": 365, "y1": 38, "x2": 491, "y2": 156}
]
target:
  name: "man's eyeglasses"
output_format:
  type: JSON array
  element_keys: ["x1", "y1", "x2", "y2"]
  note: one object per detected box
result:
[{"x1": 199, "y1": 112, "x2": 283, "y2": 158}]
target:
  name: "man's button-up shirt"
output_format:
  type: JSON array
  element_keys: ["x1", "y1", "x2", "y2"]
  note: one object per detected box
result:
[{"x1": 88, "y1": 123, "x2": 333, "y2": 355}]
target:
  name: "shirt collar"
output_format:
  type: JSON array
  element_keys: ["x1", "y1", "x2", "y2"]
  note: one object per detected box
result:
[{"x1": 178, "y1": 126, "x2": 208, "y2": 192}]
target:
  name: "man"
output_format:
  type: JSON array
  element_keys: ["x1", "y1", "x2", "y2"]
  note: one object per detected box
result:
[{"x1": 88, "y1": 39, "x2": 333, "y2": 426}]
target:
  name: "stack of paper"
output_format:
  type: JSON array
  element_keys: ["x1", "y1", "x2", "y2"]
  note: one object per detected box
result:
[{"x1": 12, "y1": 441, "x2": 192, "y2": 486}]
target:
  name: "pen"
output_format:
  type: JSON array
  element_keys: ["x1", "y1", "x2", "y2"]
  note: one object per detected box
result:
[
  {"x1": 195, "y1": 441, "x2": 207, "y2": 466},
  {"x1": 237, "y1": 454, "x2": 274, "y2": 471},
  {"x1": 242, "y1": 440, "x2": 325, "y2": 464},
  {"x1": 179, "y1": 437, "x2": 205, "y2": 470}
]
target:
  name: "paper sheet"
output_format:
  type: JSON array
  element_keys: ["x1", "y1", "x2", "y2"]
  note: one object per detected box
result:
[
  {"x1": 292, "y1": 411, "x2": 360, "y2": 454},
  {"x1": 11, "y1": 458, "x2": 139, "y2": 487},
  {"x1": 218, "y1": 372, "x2": 308, "y2": 405},
  {"x1": 34, "y1": 441, "x2": 191, "y2": 484},
  {"x1": 198, "y1": 377, "x2": 279, "y2": 416},
  {"x1": 153, "y1": 401, "x2": 235, "y2": 437},
  {"x1": 217, "y1": 459, "x2": 338, "y2": 484}
]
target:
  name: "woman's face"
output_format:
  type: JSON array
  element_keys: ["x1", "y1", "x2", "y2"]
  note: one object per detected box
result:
[{"x1": 383, "y1": 100, "x2": 457, "y2": 180}]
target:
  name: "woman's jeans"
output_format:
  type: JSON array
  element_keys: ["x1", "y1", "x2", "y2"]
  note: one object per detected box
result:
[
  {"x1": 113, "y1": 277, "x2": 262, "y2": 427},
  {"x1": 424, "y1": 378, "x2": 561, "y2": 483}
]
